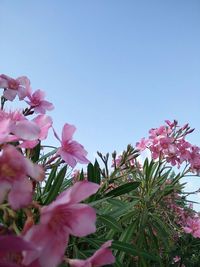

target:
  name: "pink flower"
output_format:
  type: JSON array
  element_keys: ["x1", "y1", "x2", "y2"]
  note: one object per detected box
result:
[
  {"x1": 0, "y1": 110, "x2": 41, "y2": 143},
  {"x1": 56, "y1": 123, "x2": 89, "y2": 168},
  {"x1": 23, "y1": 181, "x2": 99, "y2": 267},
  {"x1": 0, "y1": 235, "x2": 35, "y2": 267},
  {"x1": 68, "y1": 240, "x2": 115, "y2": 267},
  {"x1": 189, "y1": 146, "x2": 200, "y2": 174},
  {"x1": 26, "y1": 89, "x2": 54, "y2": 114},
  {"x1": 0, "y1": 74, "x2": 31, "y2": 101},
  {"x1": 20, "y1": 115, "x2": 53, "y2": 148},
  {"x1": 0, "y1": 145, "x2": 44, "y2": 209},
  {"x1": 173, "y1": 256, "x2": 181, "y2": 263},
  {"x1": 136, "y1": 138, "x2": 149, "y2": 151},
  {"x1": 183, "y1": 216, "x2": 200, "y2": 238}
]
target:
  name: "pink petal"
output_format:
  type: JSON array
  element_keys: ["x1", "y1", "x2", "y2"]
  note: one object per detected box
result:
[
  {"x1": 23, "y1": 225, "x2": 52, "y2": 265},
  {"x1": 68, "y1": 259, "x2": 91, "y2": 267},
  {"x1": 40, "y1": 100, "x2": 54, "y2": 111},
  {"x1": 0, "y1": 235, "x2": 34, "y2": 252},
  {"x1": 62, "y1": 123, "x2": 76, "y2": 142},
  {"x1": 13, "y1": 120, "x2": 40, "y2": 141},
  {"x1": 57, "y1": 148, "x2": 77, "y2": 167},
  {"x1": 33, "y1": 115, "x2": 53, "y2": 140},
  {"x1": 23, "y1": 224, "x2": 68, "y2": 267},
  {"x1": 19, "y1": 140, "x2": 39, "y2": 149},
  {"x1": 56, "y1": 180, "x2": 99, "y2": 205},
  {"x1": 8, "y1": 178, "x2": 33, "y2": 210},
  {"x1": 33, "y1": 106, "x2": 46, "y2": 114},
  {"x1": 3, "y1": 89, "x2": 17, "y2": 101},
  {"x1": 90, "y1": 241, "x2": 115, "y2": 266},
  {"x1": 0, "y1": 119, "x2": 11, "y2": 143},
  {"x1": 64, "y1": 204, "x2": 96, "y2": 237},
  {"x1": 32, "y1": 90, "x2": 45, "y2": 101},
  {"x1": 0, "y1": 76, "x2": 9, "y2": 87},
  {"x1": 37, "y1": 234, "x2": 67, "y2": 267},
  {"x1": 25, "y1": 159, "x2": 44, "y2": 181}
]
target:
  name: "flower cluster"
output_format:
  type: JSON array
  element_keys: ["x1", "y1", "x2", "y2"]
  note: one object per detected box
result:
[
  {"x1": 136, "y1": 120, "x2": 200, "y2": 173},
  {"x1": 0, "y1": 74, "x2": 115, "y2": 267}
]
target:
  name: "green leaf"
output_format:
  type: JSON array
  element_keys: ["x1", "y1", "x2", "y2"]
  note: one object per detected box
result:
[
  {"x1": 30, "y1": 141, "x2": 41, "y2": 162},
  {"x1": 44, "y1": 165, "x2": 67, "y2": 204},
  {"x1": 108, "y1": 201, "x2": 138, "y2": 218},
  {"x1": 79, "y1": 169, "x2": 84, "y2": 181},
  {"x1": 94, "y1": 160, "x2": 101, "y2": 184},
  {"x1": 112, "y1": 241, "x2": 160, "y2": 261},
  {"x1": 105, "y1": 182, "x2": 140, "y2": 197},
  {"x1": 87, "y1": 163, "x2": 95, "y2": 182},
  {"x1": 43, "y1": 166, "x2": 58, "y2": 195},
  {"x1": 37, "y1": 148, "x2": 58, "y2": 163},
  {"x1": 118, "y1": 222, "x2": 137, "y2": 262},
  {"x1": 98, "y1": 214, "x2": 122, "y2": 232}
]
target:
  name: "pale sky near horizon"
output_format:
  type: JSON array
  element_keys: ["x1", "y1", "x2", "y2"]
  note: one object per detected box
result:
[{"x1": 0, "y1": 0, "x2": 200, "y2": 208}]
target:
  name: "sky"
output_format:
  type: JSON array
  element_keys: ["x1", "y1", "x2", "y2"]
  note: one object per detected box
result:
[{"x1": 0, "y1": 0, "x2": 200, "y2": 207}]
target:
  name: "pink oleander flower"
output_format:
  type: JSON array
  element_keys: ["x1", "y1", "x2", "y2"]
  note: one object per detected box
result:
[
  {"x1": 26, "y1": 89, "x2": 54, "y2": 114},
  {"x1": 173, "y1": 256, "x2": 181, "y2": 263},
  {"x1": 183, "y1": 216, "x2": 200, "y2": 238},
  {"x1": 0, "y1": 145, "x2": 44, "y2": 209},
  {"x1": 68, "y1": 240, "x2": 115, "y2": 267},
  {"x1": 189, "y1": 146, "x2": 200, "y2": 174},
  {"x1": 177, "y1": 139, "x2": 191, "y2": 163},
  {"x1": 23, "y1": 181, "x2": 99, "y2": 267},
  {"x1": 0, "y1": 110, "x2": 41, "y2": 143},
  {"x1": 56, "y1": 123, "x2": 89, "y2": 168},
  {"x1": 0, "y1": 235, "x2": 36, "y2": 267},
  {"x1": 0, "y1": 74, "x2": 31, "y2": 101},
  {"x1": 20, "y1": 114, "x2": 53, "y2": 148},
  {"x1": 136, "y1": 137, "x2": 149, "y2": 151}
]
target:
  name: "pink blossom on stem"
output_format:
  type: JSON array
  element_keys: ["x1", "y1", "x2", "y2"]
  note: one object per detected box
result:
[
  {"x1": 56, "y1": 123, "x2": 90, "y2": 168},
  {"x1": 0, "y1": 74, "x2": 31, "y2": 101},
  {"x1": 136, "y1": 137, "x2": 149, "y2": 151},
  {"x1": 0, "y1": 145, "x2": 44, "y2": 209},
  {"x1": 26, "y1": 89, "x2": 54, "y2": 114},
  {"x1": 189, "y1": 146, "x2": 200, "y2": 174},
  {"x1": 68, "y1": 240, "x2": 115, "y2": 267},
  {"x1": 23, "y1": 181, "x2": 99, "y2": 267},
  {"x1": 183, "y1": 216, "x2": 200, "y2": 238}
]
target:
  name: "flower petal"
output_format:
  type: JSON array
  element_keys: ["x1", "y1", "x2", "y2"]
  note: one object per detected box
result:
[
  {"x1": 13, "y1": 120, "x2": 40, "y2": 141},
  {"x1": 62, "y1": 123, "x2": 76, "y2": 142},
  {"x1": 65, "y1": 204, "x2": 96, "y2": 237}
]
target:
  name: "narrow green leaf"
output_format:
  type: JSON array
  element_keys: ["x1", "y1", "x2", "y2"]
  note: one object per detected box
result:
[
  {"x1": 105, "y1": 182, "x2": 140, "y2": 197},
  {"x1": 44, "y1": 165, "x2": 67, "y2": 204},
  {"x1": 43, "y1": 166, "x2": 58, "y2": 194},
  {"x1": 36, "y1": 148, "x2": 58, "y2": 163},
  {"x1": 87, "y1": 163, "x2": 95, "y2": 182},
  {"x1": 112, "y1": 241, "x2": 160, "y2": 262},
  {"x1": 31, "y1": 141, "x2": 41, "y2": 162},
  {"x1": 79, "y1": 169, "x2": 84, "y2": 181},
  {"x1": 94, "y1": 160, "x2": 101, "y2": 184},
  {"x1": 98, "y1": 214, "x2": 122, "y2": 232}
]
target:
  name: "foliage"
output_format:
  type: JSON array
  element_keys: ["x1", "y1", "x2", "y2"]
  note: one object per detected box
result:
[{"x1": 0, "y1": 74, "x2": 200, "y2": 267}]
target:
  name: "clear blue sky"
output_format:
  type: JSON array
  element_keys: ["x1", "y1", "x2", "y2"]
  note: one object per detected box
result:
[{"x1": 1, "y1": 1, "x2": 200, "y2": 206}]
